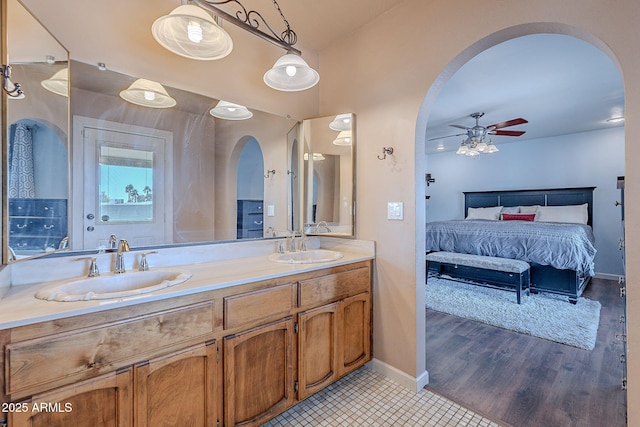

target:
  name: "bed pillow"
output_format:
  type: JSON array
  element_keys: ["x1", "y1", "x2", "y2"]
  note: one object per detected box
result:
[
  {"x1": 536, "y1": 204, "x2": 588, "y2": 224},
  {"x1": 518, "y1": 205, "x2": 540, "y2": 214},
  {"x1": 466, "y1": 206, "x2": 503, "y2": 220},
  {"x1": 501, "y1": 213, "x2": 536, "y2": 222},
  {"x1": 501, "y1": 206, "x2": 520, "y2": 214}
]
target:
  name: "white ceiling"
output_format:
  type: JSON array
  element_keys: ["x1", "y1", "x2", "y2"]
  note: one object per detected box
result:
[{"x1": 424, "y1": 33, "x2": 624, "y2": 154}]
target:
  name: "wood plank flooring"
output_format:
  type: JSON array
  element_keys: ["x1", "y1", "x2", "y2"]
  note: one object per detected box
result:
[{"x1": 425, "y1": 277, "x2": 627, "y2": 427}]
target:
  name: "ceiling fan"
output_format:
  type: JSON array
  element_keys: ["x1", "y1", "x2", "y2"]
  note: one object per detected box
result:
[{"x1": 434, "y1": 112, "x2": 528, "y2": 141}]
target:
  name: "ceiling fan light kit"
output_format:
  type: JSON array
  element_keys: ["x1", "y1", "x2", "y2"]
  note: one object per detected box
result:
[{"x1": 449, "y1": 112, "x2": 527, "y2": 156}]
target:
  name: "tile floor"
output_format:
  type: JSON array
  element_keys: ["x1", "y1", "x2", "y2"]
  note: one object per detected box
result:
[{"x1": 264, "y1": 366, "x2": 503, "y2": 426}]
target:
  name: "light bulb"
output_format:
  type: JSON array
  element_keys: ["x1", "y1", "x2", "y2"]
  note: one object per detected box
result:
[
  {"x1": 226, "y1": 107, "x2": 237, "y2": 112},
  {"x1": 187, "y1": 21, "x2": 203, "y2": 43},
  {"x1": 285, "y1": 65, "x2": 297, "y2": 77},
  {"x1": 144, "y1": 91, "x2": 156, "y2": 101}
]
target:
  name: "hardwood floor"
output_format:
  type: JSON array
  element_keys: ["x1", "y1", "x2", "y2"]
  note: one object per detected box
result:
[{"x1": 425, "y1": 277, "x2": 627, "y2": 427}]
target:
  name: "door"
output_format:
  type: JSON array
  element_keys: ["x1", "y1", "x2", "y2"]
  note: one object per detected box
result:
[
  {"x1": 298, "y1": 302, "x2": 339, "y2": 399},
  {"x1": 134, "y1": 342, "x2": 220, "y2": 427},
  {"x1": 338, "y1": 293, "x2": 371, "y2": 377},
  {"x1": 73, "y1": 117, "x2": 173, "y2": 250},
  {"x1": 9, "y1": 368, "x2": 132, "y2": 427},
  {"x1": 223, "y1": 317, "x2": 295, "y2": 427}
]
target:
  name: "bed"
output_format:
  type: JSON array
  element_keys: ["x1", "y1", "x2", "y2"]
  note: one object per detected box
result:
[{"x1": 426, "y1": 187, "x2": 596, "y2": 302}]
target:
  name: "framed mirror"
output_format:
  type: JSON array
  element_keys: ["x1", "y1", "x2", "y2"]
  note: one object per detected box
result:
[
  {"x1": 301, "y1": 113, "x2": 355, "y2": 236},
  {"x1": 4, "y1": 0, "x2": 70, "y2": 262}
]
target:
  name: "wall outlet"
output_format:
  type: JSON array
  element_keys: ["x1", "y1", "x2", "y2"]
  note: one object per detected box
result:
[
  {"x1": 267, "y1": 205, "x2": 275, "y2": 217},
  {"x1": 387, "y1": 202, "x2": 404, "y2": 220}
]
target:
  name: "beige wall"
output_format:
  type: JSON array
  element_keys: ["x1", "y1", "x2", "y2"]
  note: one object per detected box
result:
[{"x1": 318, "y1": 0, "x2": 640, "y2": 423}]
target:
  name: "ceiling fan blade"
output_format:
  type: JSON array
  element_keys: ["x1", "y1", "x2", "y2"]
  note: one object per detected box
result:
[
  {"x1": 490, "y1": 130, "x2": 526, "y2": 137},
  {"x1": 428, "y1": 133, "x2": 466, "y2": 141},
  {"x1": 449, "y1": 124, "x2": 470, "y2": 130},
  {"x1": 487, "y1": 118, "x2": 528, "y2": 129}
]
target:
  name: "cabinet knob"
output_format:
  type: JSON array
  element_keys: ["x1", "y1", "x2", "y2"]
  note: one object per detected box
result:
[{"x1": 86, "y1": 213, "x2": 95, "y2": 220}]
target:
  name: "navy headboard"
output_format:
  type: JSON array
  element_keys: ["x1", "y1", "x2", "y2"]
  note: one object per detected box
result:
[{"x1": 464, "y1": 187, "x2": 596, "y2": 227}]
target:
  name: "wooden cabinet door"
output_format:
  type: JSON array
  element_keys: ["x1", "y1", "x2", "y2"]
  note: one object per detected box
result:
[
  {"x1": 8, "y1": 368, "x2": 132, "y2": 427},
  {"x1": 134, "y1": 341, "x2": 220, "y2": 427},
  {"x1": 223, "y1": 317, "x2": 295, "y2": 427},
  {"x1": 338, "y1": 293, "x2": 371, "y2": 377},
  {"x1": 298, "y1": 302, "x2": 339, "y2": 400}
]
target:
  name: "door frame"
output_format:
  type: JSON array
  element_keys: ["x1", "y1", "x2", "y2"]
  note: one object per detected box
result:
[{"x1": 71, "y1": 116, "x2": 173, "y2": 250}]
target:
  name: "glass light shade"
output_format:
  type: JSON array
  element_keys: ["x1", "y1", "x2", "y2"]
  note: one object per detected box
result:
[
  {"x1": 329, "y1": 114, "x2": 352, "y2": 131},
  {"x1": 485, "y1": 141, "x2": 499, "y2": 153},
  {"x1": 304, "y1": 152, "x2": 325, "y2": 161},
  {"x1": 119, "y1": 78, "x2": 177, "y2": 108},
  {"x1": 263, "y1": 53, "x2": 319, "y2": 91},
  {"x1": 456, "y1": 142, "x2": 469, "y2": 155},
  {"x1": 210, "y1": 100, "x2": 253, "y2": 120},
  {"x1": 41, "y1": 68, "x2": 69, "y2": 97},
  {"x1": 332, "y1": 130, "x2": 352, "y2": 146},
  {"x1": 476, "y1": 141, "x2": 488, "y2": 152},
  {"x1": 151, "y1": 4, "x2": 233, "y2": 60}
]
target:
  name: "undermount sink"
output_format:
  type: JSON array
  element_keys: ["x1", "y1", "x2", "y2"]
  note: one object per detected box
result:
[
  {"x1": 268, "y1": 249, "x2": 343, "y2": 264},
  {"x1": 35, "y1": 270, "x2": 192, "y2": 302}
]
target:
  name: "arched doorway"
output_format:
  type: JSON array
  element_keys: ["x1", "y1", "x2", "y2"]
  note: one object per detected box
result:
[
  {"x1": 416, "y1": 27, "x2": 626, "y2": 426},
  {"x1": 236, "y1": 138, "x2": 265, "y2": 239}
]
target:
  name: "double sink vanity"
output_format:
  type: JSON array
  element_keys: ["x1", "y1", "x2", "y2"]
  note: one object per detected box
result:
[{"x1": 0, "y1": 237, "x2": 374, "y2": 426}]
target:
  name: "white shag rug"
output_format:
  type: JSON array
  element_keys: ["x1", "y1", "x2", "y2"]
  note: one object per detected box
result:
[{"x1": 426, "y1": 276, "x2": 601, "y2": 350}]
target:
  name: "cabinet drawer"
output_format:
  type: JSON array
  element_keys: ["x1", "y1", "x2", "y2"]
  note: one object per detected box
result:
[
  {"x1": 5, "y1": 301, "x2": 215, "y2": 397},
  {"x1": 224, "y1": 283, "x2": 296, "y2": 330},
  {"x1": 298, "y1": 267, "x2": 370, "y2": 309}
]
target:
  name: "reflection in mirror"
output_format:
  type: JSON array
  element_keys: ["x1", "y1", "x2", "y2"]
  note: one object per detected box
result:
[
  {"x1": 68, "y1": 60, "x2": 298, "y2": 252},
  {"x1": 5, "y1": 0, "x2": 69, "y2": 261},
  {"x1": 301, "y1": 113, "x2": 355, "y2": 236}
]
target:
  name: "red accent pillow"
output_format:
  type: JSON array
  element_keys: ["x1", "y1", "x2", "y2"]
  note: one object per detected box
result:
[{"x1": 502, "y1": 213, "x2": 536, "y2": 221}]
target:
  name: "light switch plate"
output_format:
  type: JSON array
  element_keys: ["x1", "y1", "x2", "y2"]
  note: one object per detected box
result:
[
  {"x1": 387, "y1": 202, "x2": 404, "y2": 220},
  {"x1": 267, "y1": 205, "x2": 275, "y2": 217}
]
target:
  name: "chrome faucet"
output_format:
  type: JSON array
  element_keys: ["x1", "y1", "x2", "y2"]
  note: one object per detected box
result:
[
  {"x1": 114, "y1": 239, "x2": 130, "y2": 274},
  {"x1": 108, "y1": 234, "x2": 118, "y2": 251},
  {"x1": 138, "y1": 251, "x2": 158, "y2": 271},
  {"x1": 77, "y1": 256, "x2": 100, "y2": 277},
  {"x1": 313, "y1": 221, "x2": 331, "y2": 233}
]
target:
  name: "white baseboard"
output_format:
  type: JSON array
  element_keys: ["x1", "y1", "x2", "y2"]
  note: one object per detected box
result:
[
  {"x1": 594, "y1": 272, "x2": 625, "y2": 282},
  {"x1": 367, "y1": 358, "x2": 429, "y2": 392}
]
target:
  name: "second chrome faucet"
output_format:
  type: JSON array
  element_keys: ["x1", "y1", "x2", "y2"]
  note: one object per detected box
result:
[{"x1": 114, "y1": 239, "x2": 130, "y2": 274}]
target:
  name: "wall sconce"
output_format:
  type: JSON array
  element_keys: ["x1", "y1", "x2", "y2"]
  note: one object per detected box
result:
[
  {"x1": 264, "y1": 169, "x2": 276, "y2": 178},
  {"x1": 426, "y1": 173, "x2": 435, "y2": 186},
  {"x1": 152, "y1": 0, "x2": 319, "y2": 92},
  {"x1": 119, "y1": 78, "x2": 177, "y2": 108},
  {"x1": 377, "y1": 147, "x2": 394, "y2": 160},
  {"x1": 209, "y1": 100, "x2": 253, "y2": 120},
  {"x1": 2, "y1": 65, "x2": 24, "y2": 99}
]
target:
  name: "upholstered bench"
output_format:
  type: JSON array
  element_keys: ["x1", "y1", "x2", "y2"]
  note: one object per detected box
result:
[{"x1": 426, "y1": 251, "x2": 530, "y2": 304}]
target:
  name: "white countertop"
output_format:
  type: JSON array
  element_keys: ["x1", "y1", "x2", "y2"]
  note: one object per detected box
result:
[{"x1": 0, "y1": 238, "x2": 375, "y2": 330}]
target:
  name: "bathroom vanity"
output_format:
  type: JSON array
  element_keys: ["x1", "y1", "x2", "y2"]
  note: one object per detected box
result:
[{"x1": 0, "y1": 240, "x2": 373, "y2": 427}]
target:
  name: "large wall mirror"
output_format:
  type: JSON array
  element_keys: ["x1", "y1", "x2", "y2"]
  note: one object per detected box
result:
[
  {"x1": 301, "y1": 113, "x2": 355, "y2": 236},
  {"x1": 2, "y1": 0, "x2": 355, "y2": 264}
]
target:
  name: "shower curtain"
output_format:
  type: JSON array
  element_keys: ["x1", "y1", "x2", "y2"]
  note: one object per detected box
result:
[{"x1": 8, "y1": 122, "x2": 36, "y2": 198}]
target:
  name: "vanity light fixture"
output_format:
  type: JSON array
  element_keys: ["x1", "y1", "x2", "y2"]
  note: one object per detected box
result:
[
  {"x1": 329, "y1": 114, "x2": 352, "y2": 131},
  {"x1": 152, "y1": 0, "x2": 319, "y2": 92},
  {"x1": 209, "y1": 100, "x2": 253, "y2": 120},
  {"x1": 119, "y1": 78, "x2": 177, "y2": 108},
  {"x1": 151, "y1": 4, "x2": 233, "y2": 60},
  {"x1": 2, "y1": 65, "x2": 25, "y2": 99},
  {"x1": 41, "y1": 68, "x2": 69, "y2": 97},
  {"x1": 332, "y1": 130, "x2": 352, "y2": 146}
]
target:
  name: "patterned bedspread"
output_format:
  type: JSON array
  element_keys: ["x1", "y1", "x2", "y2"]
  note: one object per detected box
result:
[{"x1": 425, "y1": 220, "x2": 596, "y2": 276}]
